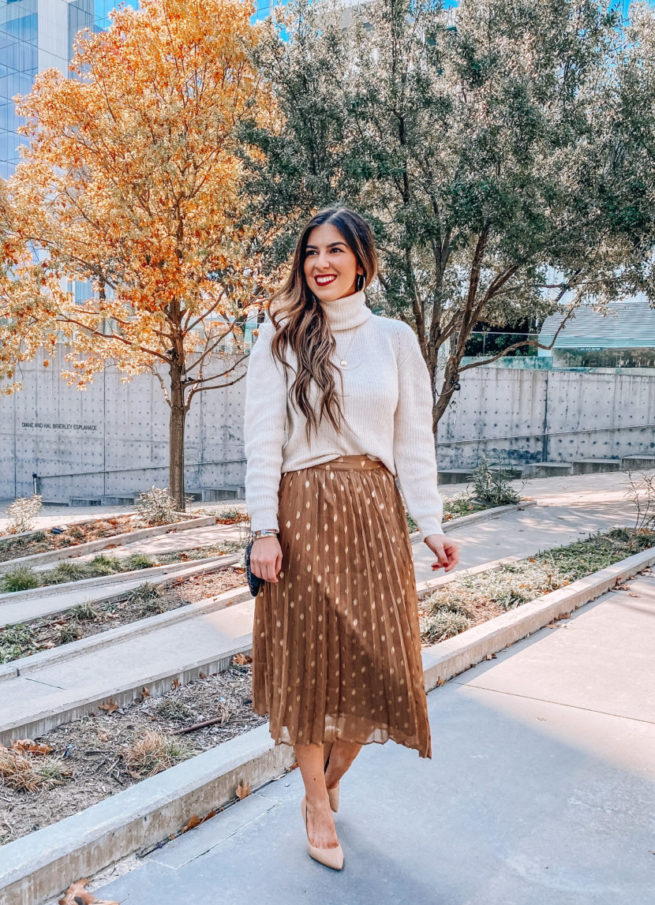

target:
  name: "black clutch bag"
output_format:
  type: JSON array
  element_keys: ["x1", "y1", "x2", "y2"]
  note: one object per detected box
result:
[{"x1": 245, "y1": 539, "x2": 265, "y2": 597}]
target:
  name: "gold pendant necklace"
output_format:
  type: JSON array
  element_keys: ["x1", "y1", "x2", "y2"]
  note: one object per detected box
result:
[{"x1": 338, "y1": 330, "x2": 358, "y2": 368}]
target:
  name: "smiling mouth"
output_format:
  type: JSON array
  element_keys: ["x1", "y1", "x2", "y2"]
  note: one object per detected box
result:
[{"x1": 315, "y1": 275, "x2": 337, "y2": 285}]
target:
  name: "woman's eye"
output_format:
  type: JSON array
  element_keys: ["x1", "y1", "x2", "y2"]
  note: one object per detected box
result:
[{"x1": 305, "y1": 247, "x2": 343, "y2": 257}]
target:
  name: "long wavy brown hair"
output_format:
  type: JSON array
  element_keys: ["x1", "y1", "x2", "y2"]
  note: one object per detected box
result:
[{"x1": 268, "y1": 206, "x2": 379, "y2": 444}]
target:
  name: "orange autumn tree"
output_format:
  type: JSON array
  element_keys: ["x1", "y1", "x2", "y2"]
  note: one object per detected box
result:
[{"x1": 1, "y1": 0, "x2": 282, "y2": 509}]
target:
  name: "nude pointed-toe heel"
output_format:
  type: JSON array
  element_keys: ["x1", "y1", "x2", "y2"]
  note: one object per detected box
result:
[{"x1": 300, "y1": 796, "x2": 344, "y2": 870}]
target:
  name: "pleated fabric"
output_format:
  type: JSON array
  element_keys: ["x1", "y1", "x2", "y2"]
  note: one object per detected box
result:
[{"x1": 251, "y1": 454, "x2": 432, "y2": 758}]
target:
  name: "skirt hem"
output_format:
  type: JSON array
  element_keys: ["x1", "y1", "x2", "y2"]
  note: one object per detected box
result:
[{"x1": 252, "y1": 704, "x2": 432, "y2": 759}]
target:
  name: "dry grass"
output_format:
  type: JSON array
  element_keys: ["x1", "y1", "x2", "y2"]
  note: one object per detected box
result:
[
  {"x1": 0, "y1": 743, "x2": 71, "y2": 792},
  {"x1": 120, "y1": 729, "x2": 191, "y2": 779}
]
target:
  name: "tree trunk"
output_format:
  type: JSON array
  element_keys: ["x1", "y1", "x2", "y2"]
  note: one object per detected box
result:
[{"x1": 169, "y1": 363, "x2": 186, "y2": 511}]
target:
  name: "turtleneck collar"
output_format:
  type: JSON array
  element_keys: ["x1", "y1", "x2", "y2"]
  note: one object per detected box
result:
[{"x1": 319, "y1": 289, "x2": 372, "y2": 332}]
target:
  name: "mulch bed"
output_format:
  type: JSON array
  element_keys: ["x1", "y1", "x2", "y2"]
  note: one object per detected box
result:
[
  {"x1": 419, "y1": 526, "x2": 655, "y2": 644},
  {"x1": 0, "y1": 515, "x2": 183, "y2": 564},
  {"x1": 0, "y1": 661, "x2": 265, "y2": 846},
  {"x1": 0, "y1": 508, "x2": 250, "y2": 565},
  {"x1": 0, "y1": 567, "x2": 247, "y2": 664}
]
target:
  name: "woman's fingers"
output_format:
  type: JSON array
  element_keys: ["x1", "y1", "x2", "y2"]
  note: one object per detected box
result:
[
  {"x1": 442, "y1": 540, "x2": 460, "y2": 572},
  {"x1": 426, "y1": 534, "x2": 460, "y2": 573},
  {"x1": 251, "y1": 537, "x2": 282, "y2": 583}
]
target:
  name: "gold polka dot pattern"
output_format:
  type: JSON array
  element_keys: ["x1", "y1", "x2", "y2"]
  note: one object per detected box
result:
[{"x1": 252, "y1": 454, "x2": 432, "y2": 758}]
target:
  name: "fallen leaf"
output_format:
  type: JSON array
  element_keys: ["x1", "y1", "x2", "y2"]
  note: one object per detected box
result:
[
  {"x1": 181, "y1": 815, "x2": 202, "y2": 833},
  {"x1": 233, "y1": 652, "x2": 252, "y2": 666},
  {"x1": 141, "y1": 687, "x2": 150, "y2": 698},
  {"x1": 58, "y1": 878, "x2": 118, "y2": 905},
  {"x1": 10, "y1": 739, "x2": 53, "y2": 756},
  {"x1": 171, "y1": 678, "x2": 180, "y2": 689},
  {"x1": 98, "y1": 700, "x2": 118, "y2": 713},
  {"x1": 236, "y1": 780, "x2": 251, "y2": 799}
]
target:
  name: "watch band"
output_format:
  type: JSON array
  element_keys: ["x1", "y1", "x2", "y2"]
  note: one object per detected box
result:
[{"x1": 251, "y1": 528, "x2": 279, "y2": 540}]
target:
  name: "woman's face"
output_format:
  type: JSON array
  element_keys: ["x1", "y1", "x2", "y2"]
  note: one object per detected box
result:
[{"x1": 303, "y1": 222, "x2": 364, "y2": 302}]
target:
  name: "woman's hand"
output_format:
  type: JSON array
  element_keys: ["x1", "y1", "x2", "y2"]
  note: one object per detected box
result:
[
  {"x1": 424, "y1": 533, "x2": 459, "y2": 573},
  {"x1": 250, "y1": 535, "x2": 283, "y2": 583}
]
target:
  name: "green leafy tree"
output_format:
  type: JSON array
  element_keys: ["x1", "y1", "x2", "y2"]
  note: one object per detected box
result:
[{"x1": 242, "y1": 0, "x2": 654, "y2": 434}]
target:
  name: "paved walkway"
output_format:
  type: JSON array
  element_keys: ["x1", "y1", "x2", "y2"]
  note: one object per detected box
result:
[
  {"x1": 415, "y1": 469, "x2": 643, "y2": 582},
  {"x1": 0, "y1": 467, "x2": 646, "y2": 531},
  {"x1": 91, "y1": 567, "x2": 655, "y2": 905}
]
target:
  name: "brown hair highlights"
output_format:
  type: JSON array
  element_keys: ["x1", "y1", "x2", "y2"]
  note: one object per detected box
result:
[{"x1": 268, "y1": 206, "x2": 378, "y2": 444}]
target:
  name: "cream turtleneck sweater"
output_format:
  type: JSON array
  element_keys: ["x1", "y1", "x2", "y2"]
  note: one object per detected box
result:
[{"x1": 243, "y1": 289, "x2": 445, "y2": 540}]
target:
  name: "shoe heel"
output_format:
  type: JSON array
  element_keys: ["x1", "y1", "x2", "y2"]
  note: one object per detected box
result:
[
  {"x1": 301, "y1": 797, "x2": 344, "y2": 870},
  {"x1": 327, "y1": 783, "x2": 339, "y2": 813}
]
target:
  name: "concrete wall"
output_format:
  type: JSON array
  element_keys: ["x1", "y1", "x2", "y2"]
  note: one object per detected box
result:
[
  {"x1": 437, "y1": 364, "x2": 655, "y2": 468},
  {"x1": 0, "y1": 344, "x2": 653, "y2": 502},
  {"x1": 0, "y1": 344, "x2": 247, "y2": 502}
]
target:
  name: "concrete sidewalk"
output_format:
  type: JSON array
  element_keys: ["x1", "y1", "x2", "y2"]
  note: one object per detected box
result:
[{"x1": 90, "y1": 569, "x2": 655, "y2": 905}]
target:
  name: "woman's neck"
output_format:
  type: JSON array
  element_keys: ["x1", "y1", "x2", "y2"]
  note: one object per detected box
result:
[{"x1": 319, "y1": 288, "x2": 372, "y2": 332}]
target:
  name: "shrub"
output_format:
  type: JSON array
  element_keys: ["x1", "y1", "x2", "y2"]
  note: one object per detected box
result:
[
  {"x1": 70, "y1": 603, "x2": 98, "y2": 621},
  {"x1": 625, "y1": 469, "x2": 655, "y2": 531},
  {"x1": 422, "y1": 609, "x2": 470, "y2": 644},
  {"x1": 121, "y1": 729, "x2": 190, "y2": 778},
  {"x1": 88, "y1": 554, "x2": 122, "y2": 575},
  {"x1": 470, "y1": 456, "x2": 521, "y2": 507},
  {"x1": 135, "y1": 486, "x2": 179, "y2": 525},
  {"x1": 0, "y1": 624, "x2": 36, "y2": 663},
  {"x1": 5, "y1": 495, "x2": 42, "y2": 535},
  {"x1": 1, "y1": 566, "x2": 39, "y2": 593},
  {"x1": 123, "y1": 552, "x2": 155, "y2": 571},
  {"x1": 0, "y1": 744, "x2": 71, "y2": 791},
  {"x1": 59, "y1": 622, "x2": 81, "y2": 644},
  {"x1": 41, "y1": 561, "x2": 90, "y2": 585},
  {"x1": 155, "y1": 699, "x2": 194, "y2": 722},
  {"x1": 127, "y1": 582, "x2": 161, "y2": 604},
  {"x1": 127, "y1": 582, "x2": 163, "y2": 616}
]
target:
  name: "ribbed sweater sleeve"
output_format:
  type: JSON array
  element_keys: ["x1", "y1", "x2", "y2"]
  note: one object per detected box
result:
[
  {"x1": 243, "y1": 319, "x2": 287, "y2": 532},
  {"x1": 393, "y1": 324, "x2": 445, "y2": 540}
]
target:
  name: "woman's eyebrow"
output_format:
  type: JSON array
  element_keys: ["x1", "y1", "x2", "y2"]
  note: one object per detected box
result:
[{"x1": 305, "y1": 241, "x2": 347, "y2": 249}]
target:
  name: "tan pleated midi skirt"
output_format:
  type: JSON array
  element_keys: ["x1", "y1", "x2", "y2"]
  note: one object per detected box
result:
[{"x1": 252, "y1": 454, "x2": 432, "y2": 758}]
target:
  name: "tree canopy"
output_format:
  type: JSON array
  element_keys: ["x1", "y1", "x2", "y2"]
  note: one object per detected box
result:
[
  {"x1": 243, "y1": 0, "x2": 655, "y2": 429},
  {"x1": 0, "y1": 0, "x2": 283, "y2": 506}
]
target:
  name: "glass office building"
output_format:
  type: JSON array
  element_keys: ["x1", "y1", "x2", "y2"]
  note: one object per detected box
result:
[
  {"x1": 0, "y1": 0, "x2": 291, "y2": 179},
  {"x1": 0, "y1": 1, "x2": 136, "y2": 178}
]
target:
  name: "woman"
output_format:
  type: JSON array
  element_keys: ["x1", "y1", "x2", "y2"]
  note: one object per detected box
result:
[{"x1": 244, "y1": 206, "x2": 459, "y2": 870}]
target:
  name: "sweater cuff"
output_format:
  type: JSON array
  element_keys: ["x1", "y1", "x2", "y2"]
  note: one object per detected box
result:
[
  {"x1": 419, "y1": 519, "x2": 445, "y2": 541},
  {"x1": 249, "y1": 508, "x2": 279, "y2": 534}
]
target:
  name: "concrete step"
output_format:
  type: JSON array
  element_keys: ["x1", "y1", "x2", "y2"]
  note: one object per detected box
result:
[
  {"x1": 0, "y1": 514, "x2": 222, "y2": 575},
  {"x1": 571, "y1": 458, "x2": 622, "y2": 474},
  {"x1": 438, "y1": 468, "x2": 474, "y2": 485},
  {"x1": 29, "y1": 523, "x2": 244, "y2": 572},
  {"x1": 488, "y1": 465, "x2": 524, "y2": 479},
  {"x1": 621, "y1": 455, "x2": 655, "y2": 470},
  {"x1": 529, "y1": 461, "x2": 574, "y2": 478},
  {"x1": 201, "y1": 486, "x2": 245, "y2": 502},
  {"x1": 0, "y1": 587, "x2": 255, "y2": 745},
  {"x1": 0, "y1": 554, "x2": 242, "y2": 627}
]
